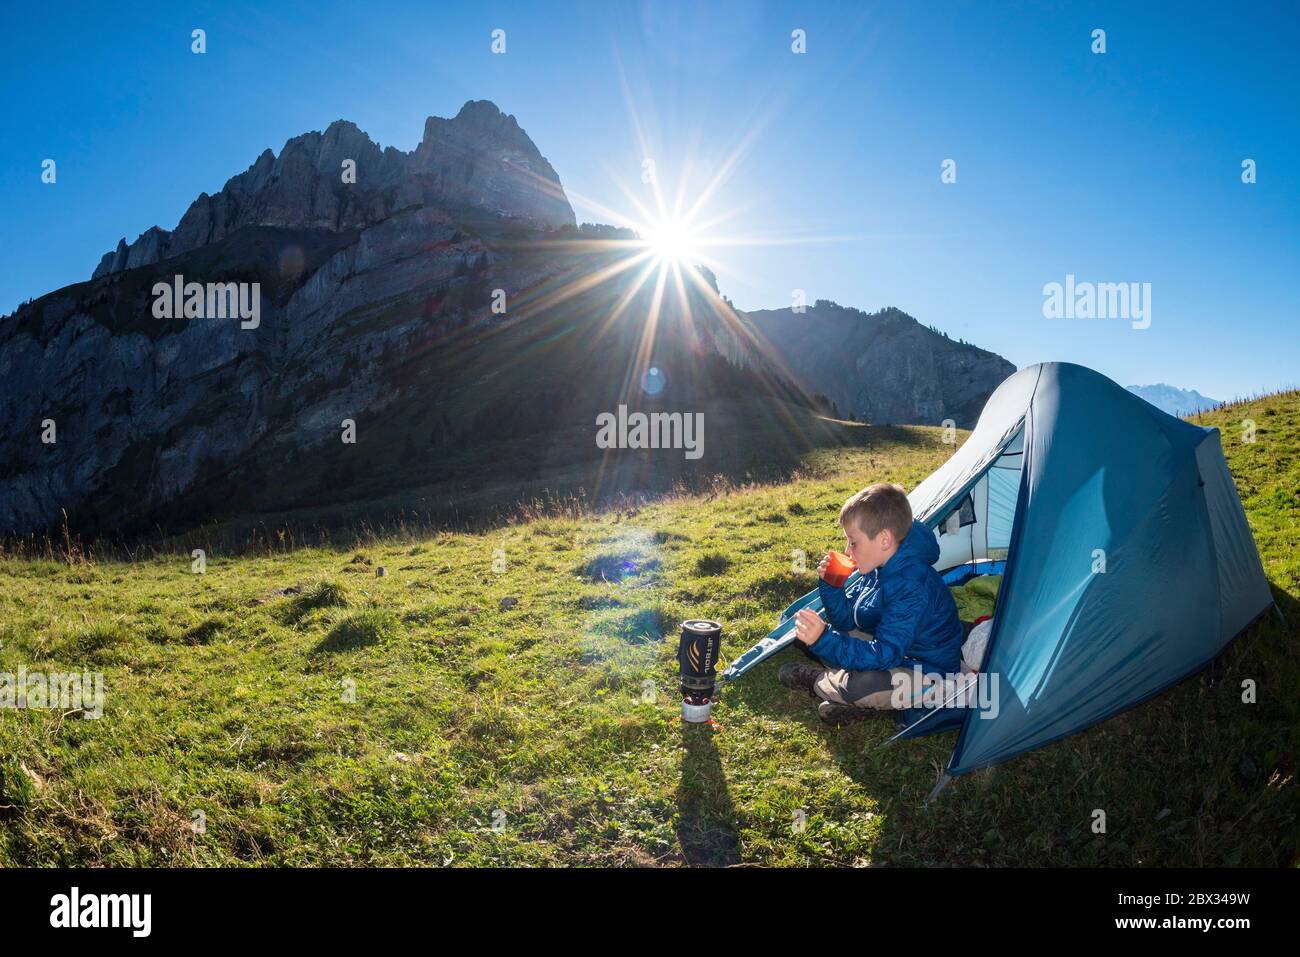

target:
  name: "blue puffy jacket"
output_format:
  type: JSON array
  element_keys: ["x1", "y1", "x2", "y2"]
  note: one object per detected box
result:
[{"x1": 809, "y1": 519, "x2": 963, "y2": 674}]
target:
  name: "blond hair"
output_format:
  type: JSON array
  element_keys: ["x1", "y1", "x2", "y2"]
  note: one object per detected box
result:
[{"x1": 839, "y1": 482, "x2": 912, "y2": 541}]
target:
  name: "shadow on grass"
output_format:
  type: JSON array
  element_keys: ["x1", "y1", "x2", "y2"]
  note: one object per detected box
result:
[
  {"x1": 312, "y1": 608, "x2": 397, "y2": 654},
  {"x1": 577, "y1": 554, "x2": 662, "y2": 583},
  {"x1": 180, "y1": 618, "x2": 226, "y2": 645},
  {"x1": 283, "y1": 580, "x2": 350, "y2": 624},
  {"x1": 675, "y1": 723, "x2": 741, "y2": 867}
]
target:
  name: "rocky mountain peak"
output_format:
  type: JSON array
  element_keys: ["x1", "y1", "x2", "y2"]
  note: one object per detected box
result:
[
  {"x1": 91, "y1": 100, "x2": 574, "y2": 280},
  {"x1": 420, "y1": 100, "x2": 536, "y2": 155}
]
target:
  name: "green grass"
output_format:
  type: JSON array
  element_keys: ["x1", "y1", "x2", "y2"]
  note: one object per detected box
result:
[{"x1": 1, "y1": 397, "x2": 1297, "y2": 867}]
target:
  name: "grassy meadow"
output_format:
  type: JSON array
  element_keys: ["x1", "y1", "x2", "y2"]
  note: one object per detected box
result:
[{"x1": 1, "y1": 393, "x2": 1296, "y2": 866}]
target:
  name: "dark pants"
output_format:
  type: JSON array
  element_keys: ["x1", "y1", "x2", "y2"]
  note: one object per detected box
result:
[{"x1": 804, "y1": 621, "x2": 974, "y2": 710}]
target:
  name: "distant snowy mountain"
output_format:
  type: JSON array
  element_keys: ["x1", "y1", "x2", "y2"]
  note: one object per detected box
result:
[{"x1": 1126, "y1": 383, "x2": 1221, "y2": 418}]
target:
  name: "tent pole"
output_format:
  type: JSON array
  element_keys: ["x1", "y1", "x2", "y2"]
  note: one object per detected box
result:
[
  {"x1": 883, "y1": 673, "x2": 979, "y2": 743},
  {"x1": 924, "y1": 772, "x2": 952, "y2": 807}
]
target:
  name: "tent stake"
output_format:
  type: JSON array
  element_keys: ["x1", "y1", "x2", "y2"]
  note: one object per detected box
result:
[
  {"x1": 1274, "y1": 603, "x2": 1288, "y2": 629},
  {"x1": 1202, "y1": 655, "x2": 1217, "y2": 691},
  {"x1": 923, "y1": 772, "x2": 952, "y2": 807}
]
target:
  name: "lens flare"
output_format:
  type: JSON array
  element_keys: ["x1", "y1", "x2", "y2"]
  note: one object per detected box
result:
[{"x1": 486, "y1": 73, "x2": 861, "y2": 504}]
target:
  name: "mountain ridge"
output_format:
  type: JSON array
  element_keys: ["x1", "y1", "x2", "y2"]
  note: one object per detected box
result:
[{"x1": 736, "y1": 299, "x2": 1016, "y2": 428}]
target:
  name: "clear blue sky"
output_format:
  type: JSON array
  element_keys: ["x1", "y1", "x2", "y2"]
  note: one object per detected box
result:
[{"x1": 3, "y1": 0, "x2": 1297, "y2": 399}]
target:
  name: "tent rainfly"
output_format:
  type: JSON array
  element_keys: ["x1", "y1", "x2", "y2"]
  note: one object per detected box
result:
[{"x1": 899, "y1": 362, "x2": 1274, "y2": 791}]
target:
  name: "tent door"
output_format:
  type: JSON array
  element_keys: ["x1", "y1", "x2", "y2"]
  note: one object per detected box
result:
[{"x1": 933, "y1": 427, "x2": 1024, "y2": 577}]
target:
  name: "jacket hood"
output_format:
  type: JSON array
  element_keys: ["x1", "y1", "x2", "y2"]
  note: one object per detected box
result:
[{"x1": 883, "y1": 519, "x2": 940, "y2": 574}]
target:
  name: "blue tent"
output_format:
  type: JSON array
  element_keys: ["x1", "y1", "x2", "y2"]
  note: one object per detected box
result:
[
  {"x1": 898, "y1": 362, "x2": 1274, "y2": 782},
  {"x1": 723, "y1": 362, "x2": 1275, "y2": 789}
]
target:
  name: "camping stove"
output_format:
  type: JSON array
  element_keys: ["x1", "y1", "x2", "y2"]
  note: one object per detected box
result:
[{"x1": 678, "y1": 619, "x2": 722, "y2": 722}]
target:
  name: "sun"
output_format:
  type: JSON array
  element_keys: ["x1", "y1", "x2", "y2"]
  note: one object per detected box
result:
[{"x1": 641, "y1": 219, "x2": 701, "y2": 265}]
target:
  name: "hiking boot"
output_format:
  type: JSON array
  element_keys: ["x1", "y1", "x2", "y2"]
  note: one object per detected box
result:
[
  {"x1": 778, "y1": 661, "x2": 824, "y2": 696},
  {"x1": 817, "y1": 700, "x2": 885, "y2": 726}
]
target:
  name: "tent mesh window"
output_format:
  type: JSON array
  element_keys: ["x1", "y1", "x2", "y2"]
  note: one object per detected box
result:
[
  {"x1": 940, "y1": 493, "x2": 977, "y2": 535},
  {"x1": 957, "y1": 493, "x2": 976, "y2": 527}
]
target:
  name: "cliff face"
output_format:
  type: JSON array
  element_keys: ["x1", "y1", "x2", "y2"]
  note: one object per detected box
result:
[
  {"x1": 737, "y1": 301, "x2": 1016, "y2": 428},
  {"x1": 91, "y1": 101, "x2": 574, "y2": 279},
  {"x1": 5, "y1": 210, "x2": 487, "y2": 535}
]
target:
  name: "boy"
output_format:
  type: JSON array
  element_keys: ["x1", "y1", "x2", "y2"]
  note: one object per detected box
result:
[{"x1": 779, "y1": 482, "x2": 964, "y2": 725}]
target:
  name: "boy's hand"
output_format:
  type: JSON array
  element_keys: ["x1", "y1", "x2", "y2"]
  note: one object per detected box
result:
[
  {"x1": 794, "y1": 608, "x2": 826, "y2": 646},
  {"x1": 816, "y1": 554, "x2": 830, "y2": 578}
]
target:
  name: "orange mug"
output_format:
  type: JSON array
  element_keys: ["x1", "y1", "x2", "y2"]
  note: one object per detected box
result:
[{"x1": 822, "y1": 551, "x2": 856, "y2": 587}]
